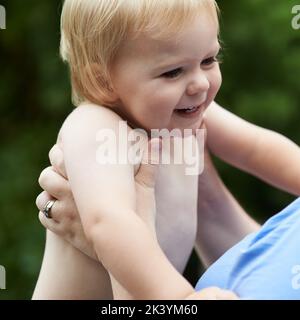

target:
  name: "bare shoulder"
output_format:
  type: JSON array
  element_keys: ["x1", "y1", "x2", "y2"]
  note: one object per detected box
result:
[
  {"x1": 57, "y1": 103, "x2": 137, "y2": 150},
  {"x1": 60, "y1": 103, "x2": 124, "y2": 136},
  {"x1": 58, "y1": 103, "x2": 143, "y2": 173}
]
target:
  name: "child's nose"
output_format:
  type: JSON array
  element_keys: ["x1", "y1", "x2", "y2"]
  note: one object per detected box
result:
[{"x1": 186, "y1": 70, "x2": 209, "y2": 96}]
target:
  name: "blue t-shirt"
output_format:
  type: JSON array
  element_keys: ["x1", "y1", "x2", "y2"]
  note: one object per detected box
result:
[{"x1": 195, "y1": 198, "x2": 300, "y2": 299}]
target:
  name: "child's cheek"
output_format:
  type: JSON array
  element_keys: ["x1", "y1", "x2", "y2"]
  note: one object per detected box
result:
[
  {"x1": 209, "y1": 67, "x2": 222, "y2": 101},
  {"x1": 152, "y1": 83, "x2": 182, "y2": 111}
]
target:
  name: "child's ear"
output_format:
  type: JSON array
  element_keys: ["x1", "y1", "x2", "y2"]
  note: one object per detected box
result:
[
  {"x1": 89, "y1": 63, "x2": 119, "y2": 104},
  {"x1": 105, "y1": 85, "x2": 119, "y2": 104}
]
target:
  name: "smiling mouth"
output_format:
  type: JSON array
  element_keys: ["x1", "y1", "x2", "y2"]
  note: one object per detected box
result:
[
  {"x1": 173, "y1": 104, "x2": 206, "y2": 118},
  {"x1": 174, "y1": 105, "x2": 200, "y2": 114}
]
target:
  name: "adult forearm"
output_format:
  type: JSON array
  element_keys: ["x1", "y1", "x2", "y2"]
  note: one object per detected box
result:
[
  {"x1": 243, "y1": 129, "x2": 300, "y2": 196},
  {"x1": 88, "y1": 212, "x2": 194, "y2": 299},
  {"x1": 196, "y1": 152, "x2": 260, "y2": 267}
]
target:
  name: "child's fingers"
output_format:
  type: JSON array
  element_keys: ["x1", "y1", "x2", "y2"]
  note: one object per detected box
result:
[
  {"x1": 220, "y1": 290, "x2": 239, "y2": 300},
  {"x1": 185, "y1": 287, "x2": 239, "y2": 300}
]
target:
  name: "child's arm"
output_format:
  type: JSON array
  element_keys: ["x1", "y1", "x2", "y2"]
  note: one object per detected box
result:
[
  {"x1": 61, "y1": 103, "x2": 193, "y2": 299},
  {"x1": 33, "y1": 230, "x2": 113, "y2": 299},
  {"x1": 33, "y1": 142, "x2": 112, "y2": 299},
  {"x1": 205, "y1": 101, "x2": 300, "y2": 196},
  {"x1": 36, "y1": 138, "x2": 238, "y2": 300}
]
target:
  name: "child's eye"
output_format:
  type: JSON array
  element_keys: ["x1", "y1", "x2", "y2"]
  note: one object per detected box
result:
[
  {"x1": 161, "y1": 68, "x2": 183, "y2": 79},
  {"x1": 201, "y1": 56, "x2": 219, "y2": 66},
  {"x1": 202, "y1": 51, "x2": 223, "y2": 66}
]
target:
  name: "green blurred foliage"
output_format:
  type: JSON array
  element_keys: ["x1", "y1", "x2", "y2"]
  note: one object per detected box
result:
[{"x1": 0, "y1": 0, "x2": 299, "y2": 299}]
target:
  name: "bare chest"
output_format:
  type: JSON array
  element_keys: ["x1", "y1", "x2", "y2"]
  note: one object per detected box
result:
[{"x1": 155, "y1": 164, "x2": 198, "y2": 273}]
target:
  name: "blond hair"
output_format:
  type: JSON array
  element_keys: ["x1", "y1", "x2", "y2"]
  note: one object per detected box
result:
[{"x1": 60, "y1": 0, "x2": 219, "y2": 107}]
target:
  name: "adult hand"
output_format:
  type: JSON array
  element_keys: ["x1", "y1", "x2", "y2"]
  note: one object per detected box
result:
[{"x1": 36, "y1": 139, "x2": 161, "y2": 260}]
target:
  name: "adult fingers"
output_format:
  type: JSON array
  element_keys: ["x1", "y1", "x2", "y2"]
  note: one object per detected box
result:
[
  {"x1": 36, "y1": 190, "x2": 61, "y2": 230},
  {"x1": 38, "y1": 166, "x2": 70, "y2": 199},
  {"x1": 49, "y1": 144, "x2": 67, "y2": 178},
  {"x1": 36, "y1": 191, "x2": 53, "y2": 212},
  {"x1": 135, "y1": 138, "x2": 161, "y2": 189},
  {"x1": 38, "y1": 210, "x2": 62, "y2": 235},
  {"x1": 36, "y1": 191, "x2": 61, "y2": 222},
  {"x1": 200, "y1": 116, "x2": 207, "y2": 144}
]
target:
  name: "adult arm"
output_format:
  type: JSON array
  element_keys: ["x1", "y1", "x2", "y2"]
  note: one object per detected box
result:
[
  {"x1": 205, "y1": 101, "x2": 300, "y2": 196},
  {"x1": 196, "y1": 148, "x2": 260, "y2": 267}
]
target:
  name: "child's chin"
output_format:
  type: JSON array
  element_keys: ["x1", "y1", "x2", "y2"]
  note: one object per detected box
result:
[{"x1": 168, "y1": 118, "x2": 204, "y2": 136}]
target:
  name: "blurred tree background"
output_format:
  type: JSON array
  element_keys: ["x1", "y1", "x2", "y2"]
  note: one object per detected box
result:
[{"x1": 0, "y1": 0, "x2": 299, "y2": 299}]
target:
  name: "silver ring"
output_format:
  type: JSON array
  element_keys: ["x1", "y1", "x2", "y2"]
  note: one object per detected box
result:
[{"x1": 43, "y1": 200, "x2": 56, "y2": 219}]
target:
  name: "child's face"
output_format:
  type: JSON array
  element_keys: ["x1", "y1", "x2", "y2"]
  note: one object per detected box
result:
[{"x1": 111, "y1": 12, "x2": 221, "y2": 133}]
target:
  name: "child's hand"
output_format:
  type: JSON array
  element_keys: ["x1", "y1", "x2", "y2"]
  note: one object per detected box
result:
[
  {"x1": 36, "y1": 139, "x2": 161, "y2": 260},
  {"x1": 185, "y1": 287, "x2": 239, "y2": 300}
]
